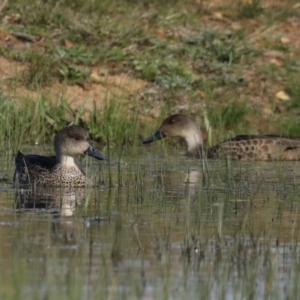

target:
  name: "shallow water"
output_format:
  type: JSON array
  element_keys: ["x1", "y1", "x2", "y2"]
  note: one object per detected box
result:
[{"x1": 1, "y1": 148, "x2": 300, "y2": 299}]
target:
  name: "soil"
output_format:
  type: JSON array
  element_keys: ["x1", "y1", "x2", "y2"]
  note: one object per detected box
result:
[
  {"x1": 0, "y1": 53, "x2": 147, "y2": 120},
  {"x1": 0, "y1": 1, "x2": 300, "y2": 125}
]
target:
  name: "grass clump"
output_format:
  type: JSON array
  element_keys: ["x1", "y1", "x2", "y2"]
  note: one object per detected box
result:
[
  {"x1": 58, "y1": 65, "x2": 91, "y2": 84},
  {"x1": 236, "y1": 0, "x2": 264, "y2": 19},
  {"x1": 207, "y1": 101, "x2": 248, "y2": 130},
  {"x1": 0, "y1": 90, "x2": 141, "y2": 154},
  {"x1": 280, "y1": 119, "x2": 300, "y2": 137},
  {"x1": 54, "y1": 46, "x2": 98, "y2": 65},
  {"x1": 185, "y1": 30, "x2": 255, "y2": 66},
  {"x1": 87, "y1": 99, "x2": 139, "y2": 149},
  {"x1": 22, "y1": 53, "x2": 60, "y2": 89},
  {"x1": 0, "y1": 93, "x2": 68, "y2": 147},
  {"x1": 287, "y1": 80, "x2": 300, "y2": 109},
  {"x1": 156, "y1": 74, "x2": 194, "y2": 90}
]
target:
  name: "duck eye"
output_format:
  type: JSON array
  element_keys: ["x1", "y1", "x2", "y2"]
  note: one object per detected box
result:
[
  {"x1": 170, "y1": 119, "x2": 175, "y2": 124},
  {"x1": 74, "y1": 136, "x2": 81, "y2": 141}
]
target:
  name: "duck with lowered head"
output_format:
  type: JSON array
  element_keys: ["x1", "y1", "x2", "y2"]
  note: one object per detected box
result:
[{"x1": 143, "y1": 114, "x2": 300, "y2": 161}]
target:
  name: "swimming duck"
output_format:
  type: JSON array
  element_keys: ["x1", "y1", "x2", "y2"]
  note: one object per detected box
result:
[
  {"x1": 14, "y1": 125, "x2": 106, "y2": 186},
  {"x1": 143, "y1": 114, "x2": 300, "y2": 160}
]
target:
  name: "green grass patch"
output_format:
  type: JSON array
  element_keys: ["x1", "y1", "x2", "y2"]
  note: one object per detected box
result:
[
  {"x1": 1, "y1": 0, "x2": 299, "y2": 152},
  {"x1": 287, "y1": 79, "x2": 300, "y2": 109},
  {"x1": 207, "y1": 101, "x2": 248, "y2": 130},
  {"x1": 22, "y1": 53, "x2": 59, "y2": 88},
  {"x1": 185, "y1": 30, "x2": 257, "y2": 67},
  {"x1": 0, "y1": 91, "x2": 141, "y2": 155},
  {"x1": 279, "y1": 118, "x2": 300, "y2": 137},
  {"x1": 236, "y1": 0, "x2": 263, "y2": 19}
]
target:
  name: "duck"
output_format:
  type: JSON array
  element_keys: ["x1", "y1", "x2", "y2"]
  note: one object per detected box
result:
[
  {"x1": 14, "y1": 125, "x2": 106, "y2": 186},
  {"x1": 142, "y1": 114, "x2": 300, "y2": 160}
]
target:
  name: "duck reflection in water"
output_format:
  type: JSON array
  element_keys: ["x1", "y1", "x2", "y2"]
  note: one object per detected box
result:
[
  {"x1": 15, "y1": 186, "x2": 86, "y2": 217},
  {"x1": 14, "y1": 186, "x2": 90, "y2": 245}
]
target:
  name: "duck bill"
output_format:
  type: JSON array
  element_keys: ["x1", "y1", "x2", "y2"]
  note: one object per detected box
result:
[
  {"x1": 143, "y1": 130, "x2": 166, "y2": 144},
  {"x1": 85, "y1": 146, "x2": 106, "y2": 160}
]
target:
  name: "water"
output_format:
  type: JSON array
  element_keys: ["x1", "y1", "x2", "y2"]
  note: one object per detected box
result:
[{"x1": 1, "y1": 149, "x2": 300, "y2": 299}]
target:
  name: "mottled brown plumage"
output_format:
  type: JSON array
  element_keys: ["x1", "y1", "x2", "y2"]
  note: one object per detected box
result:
[
  {"x1": 143, "y1": 114, "x2": 300, "y2": 160},
  {"x1": 14, "y1": 126, "x2": 106, "y2": 186}
]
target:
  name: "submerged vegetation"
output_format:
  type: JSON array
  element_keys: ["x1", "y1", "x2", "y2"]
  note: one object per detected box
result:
[{"x1": 3, "y1": 154, "x2": 300, "y2": 299}]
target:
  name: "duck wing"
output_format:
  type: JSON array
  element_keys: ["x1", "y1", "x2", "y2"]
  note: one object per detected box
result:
[
  {"x1": 14, "y1": 151, "x2": 57, "y2": 184},
  {"x1": 15, "y1": 151, "x2": 56, "y2": 169}
]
